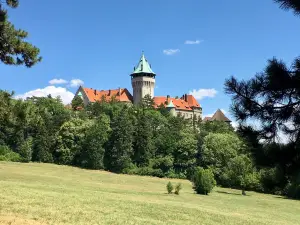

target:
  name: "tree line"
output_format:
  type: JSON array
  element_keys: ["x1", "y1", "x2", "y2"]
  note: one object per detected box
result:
[{"x1": 0, "y1": 92, "x2": 299, "y2": 199}]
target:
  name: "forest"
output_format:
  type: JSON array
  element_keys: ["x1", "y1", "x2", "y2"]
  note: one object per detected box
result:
[{"x1": 0, "y1": 92, "x2": 299, "y2": 199}]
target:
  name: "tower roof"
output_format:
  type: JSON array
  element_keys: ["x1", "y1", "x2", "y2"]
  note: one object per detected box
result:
[
  {"x1": 211, "y1": 109, "x2": 231, "y2": 122},
  {"x1": 166, "y1": 100, "x2": 175, "y2": 108},
  {"x1": 131, "y1": 53, "x2": 155, "y2": 75}
]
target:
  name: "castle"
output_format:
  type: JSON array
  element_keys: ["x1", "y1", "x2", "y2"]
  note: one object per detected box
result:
[{"x1": 74, "y1": 53, "x2": 203, "y2": 119}]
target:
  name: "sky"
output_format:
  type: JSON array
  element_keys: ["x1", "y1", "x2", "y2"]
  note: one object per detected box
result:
[{"x1": 1, "y1": 0, "x2": 300, "y2": 122}]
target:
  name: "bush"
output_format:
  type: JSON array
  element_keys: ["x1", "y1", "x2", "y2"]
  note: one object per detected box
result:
[
  {"x1": 166, "y1": 181, "x2": 174, "y2": 194},
  {"x1": 0, "y1": 145, "x2": 22, "y2": 162},
  {"x1": 284, "y1": 182, "x2": 300, "y2": 200},
  {"x1": 175, "y1": 183, "x2": 182, "y2": 195},
  {"x1": 126, "y1": 167, "x2": 164, "y2": 178},
  {"x1": 18, "y1": 138, "x2": 33, "y2": 162},
  {"x1": 192, "y1": 167, "x2": 216, "y2": 195},
  {"x1": 259, "y1": 167, "x2": 286, "y2": 194}
]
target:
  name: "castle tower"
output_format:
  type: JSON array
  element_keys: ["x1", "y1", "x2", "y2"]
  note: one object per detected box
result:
[{"x1": 131, "y1": 53, "x2": 156, "y2": 105}]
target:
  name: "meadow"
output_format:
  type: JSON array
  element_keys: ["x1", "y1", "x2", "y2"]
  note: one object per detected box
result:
[{"x1": 0, "y1": 162, "x2": 299, "y2": 225}]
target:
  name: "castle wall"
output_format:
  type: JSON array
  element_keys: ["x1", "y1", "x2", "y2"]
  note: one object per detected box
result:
[
  {"x1": 175, "y1": 108, "x2": 202, "y2": 120},
  {"x1": 131, "y1": 76, "x2": 155, "y2": 105}
]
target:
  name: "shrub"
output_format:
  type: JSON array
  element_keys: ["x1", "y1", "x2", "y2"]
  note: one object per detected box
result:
[
  {"x1": 126, "y1": 167, "x2": 164, "y2": 178},
  {"x1": 18, "y1": 138, "x2": 33, "y2": 162},
  {"x1": 284, "y1": 182, "x2": 300, "y2": 200},
  {"x1": 259, "y1": 167, "x2": 286, "y2": 194},
  {"x1": 166, "y1": 181, "x2": 174, "y2": 194},
  {"x1": 192, "y1": 167, "x2": 216, "y2": 195},
  {"x1": 0, "y1": 145, "x2": 22, "y2": 162},
  {"x1": 175, "y1": 183, "x2": 182, "y2": 195}
]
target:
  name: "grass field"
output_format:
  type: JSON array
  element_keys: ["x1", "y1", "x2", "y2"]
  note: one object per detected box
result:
[{"x1": 0, "y1": 162, "x2": 300, "y2": 225}]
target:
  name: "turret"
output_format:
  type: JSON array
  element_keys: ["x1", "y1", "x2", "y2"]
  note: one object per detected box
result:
[{"x1": 131, "y1": 53, "x2": 156, "y2": 105}]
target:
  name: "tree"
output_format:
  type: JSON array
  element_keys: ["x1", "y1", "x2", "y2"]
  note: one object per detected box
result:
[
  {"x1": 55, "y1": 118, "x2": 92, "y2": 165},
  {"x1": 173, "y1": 128, "x2": 197, "y2": 174},
  {"x1": 140, "y1": 94, "x2": 155, "y2": 109},
  {"x1": 225, "y1": 58, "x2": 300, "y2": 141},
  {"x1": 133, "y1": 111, "x2": 154, "y2": 167},
  {"x1": 192, "y1": 167, "x2": 216, "y2": 195},
  {"x1": 221, "y1": 155, "x2": 256, "y2": 195},
  {"x1": 71, "y1": 96, "x2": 84, "y2": 110},
  {"x1": 79, "y1": 115, "x2": 111, "y2": 169},
  {"x1": 105, "y1": 108, "x2": 134, "y2": 173},
  {"x1": 201, "y1": 133, "x2": 243, "y2": 181},
  {"x1": 0, "y1": 0, "x2": 41, "y2": 67},
  {"x1": 274, "y1": 0, "x2": 300, "y2": 15}
]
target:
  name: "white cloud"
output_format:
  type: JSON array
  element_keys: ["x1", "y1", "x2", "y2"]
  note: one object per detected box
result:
[
  {"x1": 70, "y1": 79, "x2": 84, "y2": 88},
  {"x1": 15, "y1": 86, "x2": 74, "y2": 105},
  {"x1": 189, "y1": 88, "x2": 217, "y2": 100},
  {"x1": 49, "y1": 78, "x2": 68, "y2": 85},
  {"x1": 163, "y1": 49, "x2": 180, "y2": 55},
  {"x1": 185, "y1": 40, "x2": 203, "y2": 45}
]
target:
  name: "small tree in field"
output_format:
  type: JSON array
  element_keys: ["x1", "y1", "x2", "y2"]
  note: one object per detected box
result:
[
  {"x1": 166, "y1": 181, "x2": 174, "y2": 194},
  {"x1": 192, "y1": 167, "x2": 216, "y2": 195},
  {"x1": 221, "y1": 155, "x2": 254, "y2": 195},
  {"x1": 175, "y1": 183, "x2": 182, "y2": 195}
]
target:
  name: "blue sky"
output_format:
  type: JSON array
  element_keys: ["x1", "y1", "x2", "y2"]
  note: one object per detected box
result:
[{"x1": 1, "y1": 0, "x2": 300, "y2": 120}]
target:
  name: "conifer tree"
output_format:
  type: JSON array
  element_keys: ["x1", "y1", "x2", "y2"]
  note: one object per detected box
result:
[
  {"x1": 71, "y1": 96, "x2": 84, "y2": 111},
  {"x1": 105, "y1": 107, "x2": 134, "y2": 173},
  {"x1": 274, "y1": 0, "x2": 300, "y2": 15},
  {"x1": 80, "y1": 115, "x2": 111, "y2": 169},
  {"x1": 0, "y1": 0, "x2": 41, "y2": 67},
  {"x1": 133, "y1": 111, "x2": 154, "y2": 167}
]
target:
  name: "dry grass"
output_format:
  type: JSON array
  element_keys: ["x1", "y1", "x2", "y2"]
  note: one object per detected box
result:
[{"x1": 0, "y1": 162, "x2": 299, "y2": 225}]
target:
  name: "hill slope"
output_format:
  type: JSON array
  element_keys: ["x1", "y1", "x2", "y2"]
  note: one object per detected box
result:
[{"x1": 0, "y1": 162, "x2": 299, "y2": 225}]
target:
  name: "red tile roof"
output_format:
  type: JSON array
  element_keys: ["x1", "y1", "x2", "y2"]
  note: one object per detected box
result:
[
  {"x1": 82, "y1": 87, "x2": 133, "y2": 103},
  {"x1": 153, "y1": 94, "x2": 201, "y2": 111}
]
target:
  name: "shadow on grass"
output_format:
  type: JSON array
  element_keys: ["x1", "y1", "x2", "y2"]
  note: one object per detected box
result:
[{"x1": 216, "y1": 190, "x2": 249, "y2": 196}]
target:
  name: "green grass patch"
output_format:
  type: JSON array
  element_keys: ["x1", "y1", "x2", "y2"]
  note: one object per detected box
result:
[{"x1": 0, "y1": 162, "x2": 299, "y2": 225}]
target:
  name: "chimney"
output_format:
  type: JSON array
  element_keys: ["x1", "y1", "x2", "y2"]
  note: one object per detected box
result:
[
  {"x1": 119, "y1": 87, "x2": 121, "y2": 96},
  {"x1": 185, "y1": 94, "x2": 187, "y2": 102},
  {"x1": 108, "y1": 89, "x2": 111, "y2": 96},
  {"x1": 167, "y1": 95, "x2": 170, "y2": 103},
  {"x1": 94, "y1": 89, "x2": 97, "y2": 95}
]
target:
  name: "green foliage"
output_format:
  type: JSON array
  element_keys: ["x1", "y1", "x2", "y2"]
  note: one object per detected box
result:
[
  {"x1": 259, "y1": 167, "x2": 286, "y2": 194},
  {"x1": 174, "y1": 183, "x2": 182, "y2": 195},
  {"x1": 200, "y1": 121, "x2": 235, "y2": 134},
  {"x1": 55, "y1": 118, "x2": 92, "y2": 165},
  {"x1": 284, "y1": 182, "x2": 300, "y2": 200},
  {"x1": 1, "y1": 88, "x2": 299, "y2": 199},
  {"x1": 80, "y1": 115, "x2": 111, "y2": 169},
  {"x1": 133, "y1": 111, "x2": 154, "y2": 166},
  {"x1": 140, "y1": 94, "x2": 155, "y2": 109},
  {"x1": 166, "y1": 181, "x2": 174, "y2": 194},
  {"x1": 152, "y1": 156, "x2": 174, "y2": 174},
  {"x1": 105, "y1": 107, "x2": 134, "y2": 173},
  {"x1": 0, "y1": 145, "x2": 21, "y2": 162},
  {"x1": 71, "y1": 96, "x2": 84, "y2": 110},
  {"x1": 201, "y1": 133, "x2": 243, "y2": 180},
  {"x1": 174, "y1": 128, "x2": 197, "y2": 174},
  {"x1": 126, "y1": 166, "x2": 164, "y2": 178},
  {"x1": 0, "y1": 0, "x2": 42, "y2": 67},
  {"x1": 18, "y1": 138, "x2": 33, "y2": 162},
  {"x1": 192, "y1": 167, "x2": 216, "y2": 195},
  {"x1": 220, "y1": 155, "x2": 256, "y2": 193}
]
